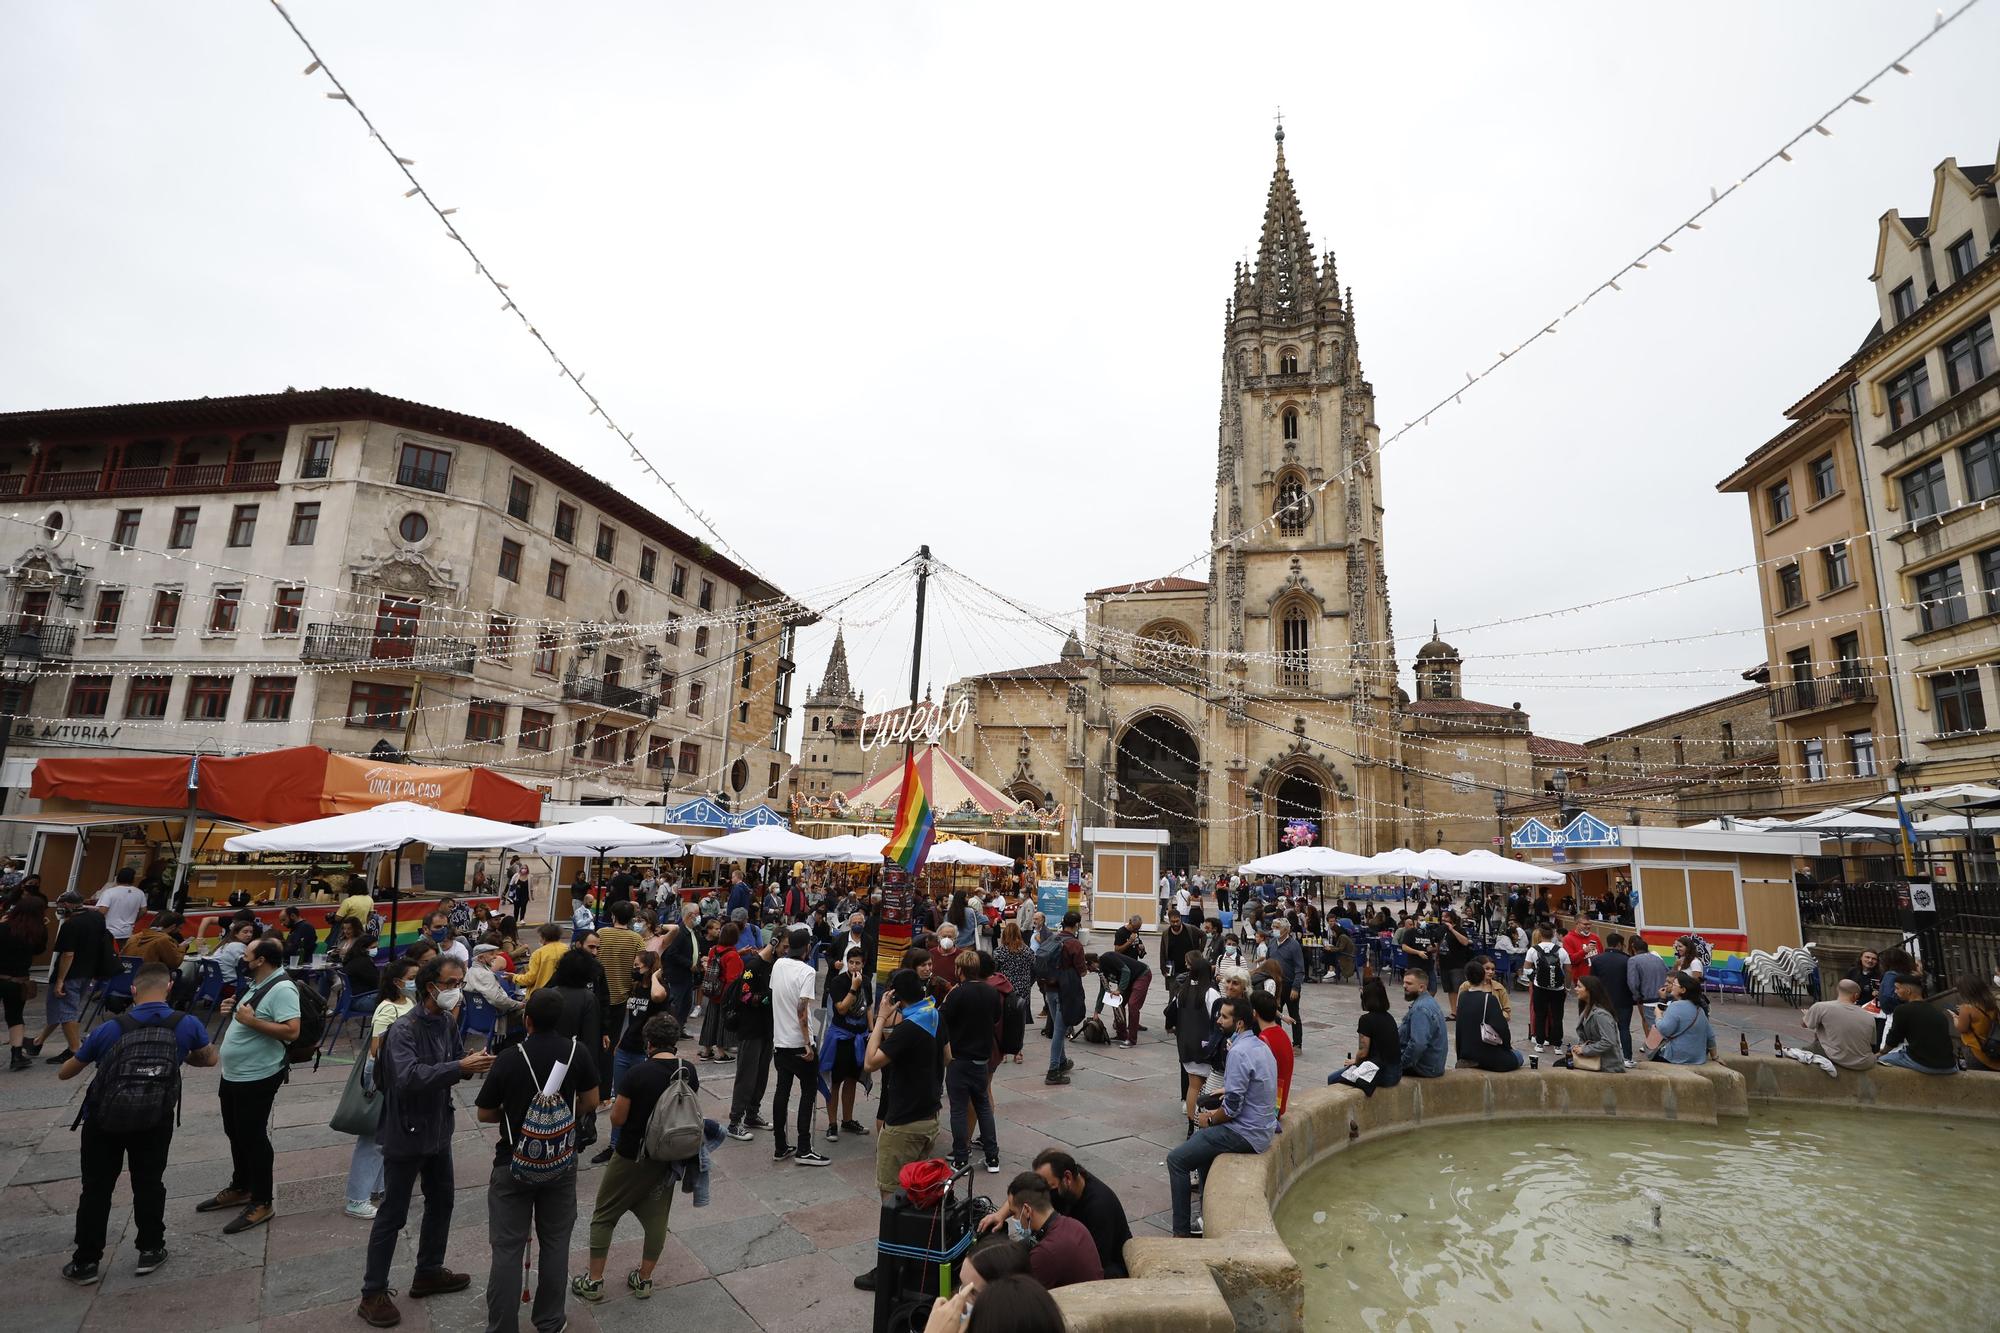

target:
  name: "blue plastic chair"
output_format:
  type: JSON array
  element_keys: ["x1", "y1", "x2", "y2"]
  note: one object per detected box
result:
[
  {"x1": 459, "y1": 994, "x2": 500, "y2": 1052},
  {"x1": 320, "y1": 980, "x2": 380, "y2": 1054},
  {"x1": 80, "y1": 957, "x2": 143, "y2": 1031}
]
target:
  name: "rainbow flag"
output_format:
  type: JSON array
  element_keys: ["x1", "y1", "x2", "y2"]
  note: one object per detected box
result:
[{"x1": 884, "y1": 750, "x2": 936, "y2": 873}]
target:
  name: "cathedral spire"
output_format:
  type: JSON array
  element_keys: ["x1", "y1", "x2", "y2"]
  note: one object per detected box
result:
[
  {"x1": 811, "y1": 623, "x2": 859, "y2": 706},
  {"x1": 1252, "y1": 124, "x2": 1317, "y2": 316}
]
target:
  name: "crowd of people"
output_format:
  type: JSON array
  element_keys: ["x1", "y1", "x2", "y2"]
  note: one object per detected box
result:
[{"x1": 6, "y1": 852, "x2": 1998, "y2": 1332}]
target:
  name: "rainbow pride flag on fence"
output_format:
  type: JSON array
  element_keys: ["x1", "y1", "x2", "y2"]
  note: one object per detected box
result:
[{"x1": 884, "y1": 750, "x2": 936, "y2": 873}]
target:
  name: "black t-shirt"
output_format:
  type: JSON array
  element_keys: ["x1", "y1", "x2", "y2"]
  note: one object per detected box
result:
[
  {"x1": 613, "y1": 1055, "x2": 700, "y2": 1161},
  {"x1": 52, "y1": 911, "x2": 117, "y2": 981},
  {"x1": 475, "y1": 1031, "x2": 602, "y2": 1168},
  {"x1": 735, "y1": 951, "x2": 774, "y2": 1040},
  {"x1": 1439, "y1": 926, "x2": 1472, "y2": 972},
  {"x1": 618, "y1": 979, "x2": 657, "y2": 1055},
  {"x1": 1056, "y1": 1174, "x2": 1134, "y2": 1278},
  {"x1": 1886, "y1": 999, "x2": 1956, "y2": 1070},
  {"x1": 877, "y1": 1017, "x2": 941, "y2": 1125},
  {"x1": 1395, "y1": 925, "x2": 1428, "y2": 962},
  {"x1": 940, "y1": 979, "x2": 1003, "y2": 1063},
  {"x1": 1357, "y1": 1010, "x2": 1401, "y2": 1070},
  {"x1": 1098, "y1": 949, "x2": 1149, "y2": 988},
  {"x1": 827, "y1": 970, "x2": 870, "y2": 1030}
]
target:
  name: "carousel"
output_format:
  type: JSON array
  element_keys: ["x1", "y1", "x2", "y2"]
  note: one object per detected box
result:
[{"x1": 791, "y1": 742, "x2": 1064, "y2": 877}]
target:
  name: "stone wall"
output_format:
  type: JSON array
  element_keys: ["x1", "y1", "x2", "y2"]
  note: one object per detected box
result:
[{"x1": 1057, "y1": 1059, "x2": 2000, "y2": 1333}]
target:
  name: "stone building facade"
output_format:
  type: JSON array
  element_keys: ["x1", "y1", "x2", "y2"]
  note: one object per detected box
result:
[
  {"x1": 0, "y1": 389, "x2": 804, "y2": 825},
  {"x1": 1850, "y1": 148, "x2": 2000, "y2": 787},
  {"x1": 800, "y1": 133, "x2": 1586, "y2": 865}
]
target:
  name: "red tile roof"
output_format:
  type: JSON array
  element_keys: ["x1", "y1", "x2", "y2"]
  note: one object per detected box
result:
[
  {"x1": 1087, "y1": 576, "x2": 1210, "y2": 596},
  {"x1": 971, "y1": 661, "x2": 1086, "y2": 682},
  {"x1": 1528, "y1": 735, "x2": 1590, "y2": 761},
  {"x1": 1402, "y1": 697, "x2": 1519, "y2": 717}
]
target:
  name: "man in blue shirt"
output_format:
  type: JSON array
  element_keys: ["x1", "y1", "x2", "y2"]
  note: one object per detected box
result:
[
  {"x1": 1398, "y1": 968, "x2": 1449, "y2": 1078},
  {"x1": 58, "y1": 962, "x2": 217, "y2": 1285},
  {"x1": 726, "y1": 870, "x2": 753, "y2": 919},
  {"x1": 1166, "y1": 995, "x2": 1277, "y2": 1238}
]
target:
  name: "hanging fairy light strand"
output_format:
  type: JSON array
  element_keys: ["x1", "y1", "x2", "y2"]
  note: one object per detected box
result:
[
  {"x1": 263, "y1": 0, "x2": 756, "y2": 576},
  {"x1": 1094, "y1": 0, "x2": 1986, "y2": 610}
]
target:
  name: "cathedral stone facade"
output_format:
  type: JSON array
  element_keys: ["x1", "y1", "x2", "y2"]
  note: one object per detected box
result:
[{"x1": 797, "y1": 131, "x2": 1571, "y2": 868}]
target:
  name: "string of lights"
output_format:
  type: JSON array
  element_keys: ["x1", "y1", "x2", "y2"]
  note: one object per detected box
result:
[
  {"x1": 263, "y1": 0, "x2": 758, "y2": 575},
  {"x1": 1089, "y1": 0, "x2": 1986, "y2": 618}
]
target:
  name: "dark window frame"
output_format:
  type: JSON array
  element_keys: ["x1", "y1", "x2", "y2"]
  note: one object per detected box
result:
[
  {"x1": 1901, "y1": 458, "x2": 1950, "y2": 522},
  {"x1": 1886, "y1": 360, "x2": 1933, "y2": 428},
  {"x1": 1942, "y1": 320, "x2": 1995, "y2": 395},
  {"x1": 183, "y1": 675, "x2": 233, "y2": 721},
  {"x1": 396, "y1": 442, "x2": 453, "y2": 492},
  {"x1": 287, "y1": 501, "x2": 320, "y2": 546},
  {"x1": 226, "y1": 504, "x2": 259, "y2": 548},
  {"x1": 1916, "y1": 560, "x2": 1968, "y2": 632},
  {"x1": 245, "y1": 676, "x2": 296, "y2": 722},
  {"x1": 1931, "y1": 668, "x2": 1987, "y2": 736},
  {"x1": 497, "y1": 538, "x2": 522, "y2": 582}
]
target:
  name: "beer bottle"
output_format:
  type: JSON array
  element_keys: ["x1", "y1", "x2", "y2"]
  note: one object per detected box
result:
[{"x1": 1738, "y1": 1032, "x2": 1750, "y2": 1057}]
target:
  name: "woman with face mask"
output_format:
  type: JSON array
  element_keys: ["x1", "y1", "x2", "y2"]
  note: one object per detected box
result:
[
  {"x1": 345, "y1": 959, "x2": 419, "y2": 1218},
  {"x1": 821, "y1": 946, "x2": 872, "y2": 1139}
]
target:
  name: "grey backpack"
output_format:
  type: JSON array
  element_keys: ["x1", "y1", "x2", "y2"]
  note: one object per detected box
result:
[{"x1": 642, "y1": 1061, "x2": 704, "y2": 1163}]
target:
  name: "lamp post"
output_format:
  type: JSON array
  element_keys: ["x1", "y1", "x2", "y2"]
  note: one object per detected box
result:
[
  {"x1": 1491, "y1": 787, "x2": 1506, "y2": 852},
  {"x1": 1250, "y1": 788, "x2": 1264, "y2": 861},
  {"x1": 1552, "y1": 767, "x2": 1576, "y2": 829}
]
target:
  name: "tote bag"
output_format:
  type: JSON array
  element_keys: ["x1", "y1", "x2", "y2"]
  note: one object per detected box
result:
[{"x1": 329, "y1": 1050, "x2": 383, "y2": 1137}]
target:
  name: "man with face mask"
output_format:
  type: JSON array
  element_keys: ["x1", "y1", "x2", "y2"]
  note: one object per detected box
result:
[
  {"x1": 425, "y1": 911, "x2": 469, "y2": 966},
  {"x1": 356, "y1": 957, "x2": 497, "y2": 1327},
  {"x1": 194, "y1": 937, "x2": 300, "y2": 1236}
]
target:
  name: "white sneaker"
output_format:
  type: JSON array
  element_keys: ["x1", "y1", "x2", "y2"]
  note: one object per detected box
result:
[{"x1": 344, "y1": 1201, "x2": 378, "y2": 1219}]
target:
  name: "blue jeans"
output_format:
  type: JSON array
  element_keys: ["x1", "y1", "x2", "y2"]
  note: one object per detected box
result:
[
  {"x1": 1047, "y1": 1015, "x2": 1066, "y2": 1071},
  {"x1": 346, "y1": 1133, "x2": 384, "y2": 1207},
  {"x1": 1879, "y1": 1047, "x2": 1957, "y2": 1075},
  {"x1": 607, "y1": 1047, "x2": 641, "y2": 1147},
  {"x1": 1167, "y1": 1124, "x2": 1253, "y2": 1236}
]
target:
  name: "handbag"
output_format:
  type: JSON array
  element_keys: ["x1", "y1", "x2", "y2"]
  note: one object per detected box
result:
[
  {"x1": 329, "y1": 1048, "x2": 384, "y2": 1136},
  {"x1": 1570, "y1": 1053, "x2": 1603, "y2": 1071},
  {"x1": 1479, "y1": 992, "x2": 1503, "y2": 1047}
]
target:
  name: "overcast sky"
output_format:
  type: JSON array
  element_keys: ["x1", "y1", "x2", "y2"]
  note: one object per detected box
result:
[{"x1": 3, "y1": 2, "x2": 1995, "y2": 755}]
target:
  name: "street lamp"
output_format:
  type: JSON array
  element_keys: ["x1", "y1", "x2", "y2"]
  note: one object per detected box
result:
[
  {"x1": 1491, "y1": 787, "x2": 1507, "y2": 851},
  {"x1": 1250, "y1": 788, "x2": 1264, "y2": 859},
  {"x1": 1552, "y1": 767, "x2": 1576, "y2": 828}
]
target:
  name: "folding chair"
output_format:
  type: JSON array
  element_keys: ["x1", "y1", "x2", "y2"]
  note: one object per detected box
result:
[{"x1": 459, "y1": 994, "x2": 500, "y2": 1052}]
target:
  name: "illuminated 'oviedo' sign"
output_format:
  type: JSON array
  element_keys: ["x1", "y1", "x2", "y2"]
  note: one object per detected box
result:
[{"x1": 859, "y1": 696, "x2": 971, "y2": 752}]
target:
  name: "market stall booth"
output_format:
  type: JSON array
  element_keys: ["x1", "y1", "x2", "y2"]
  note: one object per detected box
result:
[
  {"x1": 1512, "y1": 814, "x2": 1818, "y2": 982},
  {"x1": 22, "y1": 746, "x2": 539, "y2": 948}
]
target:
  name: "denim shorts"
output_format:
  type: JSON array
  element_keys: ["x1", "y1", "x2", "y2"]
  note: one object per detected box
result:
[{"x1": 47, "y1": 977, "x2": 90, "y2": 1024}]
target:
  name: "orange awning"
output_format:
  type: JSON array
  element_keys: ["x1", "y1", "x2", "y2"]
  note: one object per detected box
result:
[{"x1": 30, "y1": 746, "x2": 542, "y2": 825}]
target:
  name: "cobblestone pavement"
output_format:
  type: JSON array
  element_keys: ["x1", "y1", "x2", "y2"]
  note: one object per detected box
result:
[{"x1": 0, "y1": 945, "x2": 1811, "y2": 1331}]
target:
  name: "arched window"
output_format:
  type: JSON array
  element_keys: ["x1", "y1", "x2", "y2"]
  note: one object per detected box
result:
[
  {"x1": 1280, "y1": 602, "x2": 1310, "y2": 688},
  {"x1": 1281, "y1": 407, "x2": 1300, "y2": 441},
  {"x1": 1275, "y1": 473, "x2": 1310, "y2": 537},
  {"x1": 1137, "y1": 621, "x2": 1194, "y2": 676},
  {"x1": 1278, "y1": 349, "x2": 1299, "y2": 375},
  {"x1": 811, "y1": 716, "x2": 820, "y2": 733}
]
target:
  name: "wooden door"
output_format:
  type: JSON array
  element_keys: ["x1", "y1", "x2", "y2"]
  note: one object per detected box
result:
[{"x1": 372, "y1": 596, "x2": 420, "y2": 659}]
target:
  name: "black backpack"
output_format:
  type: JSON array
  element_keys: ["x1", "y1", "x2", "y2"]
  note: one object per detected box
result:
[
  {"x1": 249, "y1": 971, "x2": 327, "y2": 1064},
  {"x1": 74, "y1": 1011, "x2": 183, "y2": 1134},
  {"x1": 1531, "y1": 942, "x2": 1567, "y2": 992},
  {"x1": 1031, "y1": 934, "x2": 1066, "y2": 991}
]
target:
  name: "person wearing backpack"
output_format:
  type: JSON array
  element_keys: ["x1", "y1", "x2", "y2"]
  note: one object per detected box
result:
[
  {"x1": 475, "y1": 988, "x2": 600, "y2": 1333},
  {"x1": 56, "y1": 962, "x2": 215, "y2": 1285},
  {"x1": 1526, "y1": 923, "x2": 1570, "y2": 1054},
  {"x1": 193, "y1": 938, "x2": 300, "y2": 1237},
  {"x1": 573, "y1": 1013, "x2": 699, "y2": 1304},
  {"x1": 357, "y1": 956, "x2": 498, "y2": 1328},
  {"x1": 725, "y1": 927, "x2": 779, "y2": 1140}
]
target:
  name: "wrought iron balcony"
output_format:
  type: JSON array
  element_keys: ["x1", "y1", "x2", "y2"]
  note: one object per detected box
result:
[
  {"x1": 0, "y1": 460, "x2": 281, "y2": 498},
  {"x1": 4, "y1": 619, "x2": 76, "y2": 661},
  {"x1": 1768, "y1": 674, "x2": 1877, "y2": 720},
  {"x1": 562, "y1": 674, "x2": 659, "y2": 718},
  {"x1": 301, "y1": 622, "x2": 475, "y2": 676}
]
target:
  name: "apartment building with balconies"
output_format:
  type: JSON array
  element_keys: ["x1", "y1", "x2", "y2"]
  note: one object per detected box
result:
[
  {"x1": 0, "y1": 388, "x2": 805, "y2": 813},
  {"x1": 1718, "y1": 369, "x2": 1899, "y2": 812},
  {"x1": 1849, "y1": 149, "x2": 2000, "y2": 785}
]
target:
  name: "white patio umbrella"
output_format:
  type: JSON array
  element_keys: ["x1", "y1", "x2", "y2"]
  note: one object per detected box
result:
[
  {"x1": 814, "y1": 832, "x2": 890, "y2": 864},
  {"x1": 530, "y1": 814, "x2": 686, "y2": 912},
  {"x1": 1239, "y1": 846, "x2": 1377, "y2": 877},
  {"x1": 225, "y1": 802, "x2": 538, "y2": 955},
  {"x1": 1362, "y1": 847, "x2": 1431, "y2": 877},
  {"x1": 1454, "y1": 849, "x2": 1567, "y2": 886},
  {"x1": 691, "y1": 824, "x2": 844, "y2": 861},
  {"x1": 926, "y1": 840, "x2": 1015, "y2": 868}
]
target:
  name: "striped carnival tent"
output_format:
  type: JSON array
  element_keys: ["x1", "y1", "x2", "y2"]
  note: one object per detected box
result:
[{"x1": 838, "y1": 745, "x2": 1022, "y2": 819}]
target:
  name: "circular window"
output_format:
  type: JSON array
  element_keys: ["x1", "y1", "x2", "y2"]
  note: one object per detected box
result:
[
  {"x1": 730, "y1": 758, "x2": 750, "y2": 793},
  {"x1": 398, "y1": 512, "x2": 429, "y2": 543},
  {"x1": 614, "y1": 589, "x2": 630, "y2": 614}
]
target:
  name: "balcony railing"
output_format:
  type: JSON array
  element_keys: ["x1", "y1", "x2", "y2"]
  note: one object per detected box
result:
[
  {"x1": 395, "y1": 464, "x2": 451, "y2": 492},
  {"x1": 4, "y1": 620, "x2": 76, "y2": 661},
  {"x1": 301, "y1": 622, "x2": 475, "y2": 676},
  {"x1": 562, "y1": 674, "x2": 659, "y2": 718},
  {"x1": 1768, "y1": 674, "x2": 1877, "y2": 719},
  {"x1": 0, "y1": 460, "x2": 284, "y2": 499}
]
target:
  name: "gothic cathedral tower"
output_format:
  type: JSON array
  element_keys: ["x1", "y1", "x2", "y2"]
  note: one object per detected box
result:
[{"x1": 1208, "y1": 127, "x2": 1401, "y2": 858}]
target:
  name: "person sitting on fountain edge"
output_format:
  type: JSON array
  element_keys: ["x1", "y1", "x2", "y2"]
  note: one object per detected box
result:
[
  {"x1": 1399, "y1": 967, "x2": 1449, "y2": 1078},
  {"x1": 1166, "y1": 995, "x2": 1275, "y2": 1238}
]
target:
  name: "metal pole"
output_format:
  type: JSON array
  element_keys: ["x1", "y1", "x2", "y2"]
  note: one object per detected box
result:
[
  {"x1": 169, "y1": 755, "x2": 200, "y2": 908},
  {"x1": 905, "y1": 547, "x2": 931, "y2": 748}
]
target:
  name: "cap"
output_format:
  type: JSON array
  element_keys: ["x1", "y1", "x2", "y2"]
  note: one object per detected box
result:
[{"x1": 56, "y1": 890, "x2": 84, "y2": 906}]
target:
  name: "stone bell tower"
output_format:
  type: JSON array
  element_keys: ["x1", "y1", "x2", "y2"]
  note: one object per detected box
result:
[{"x1": 1208, "y1": 125, "x2": 1400, "y2": 854}]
